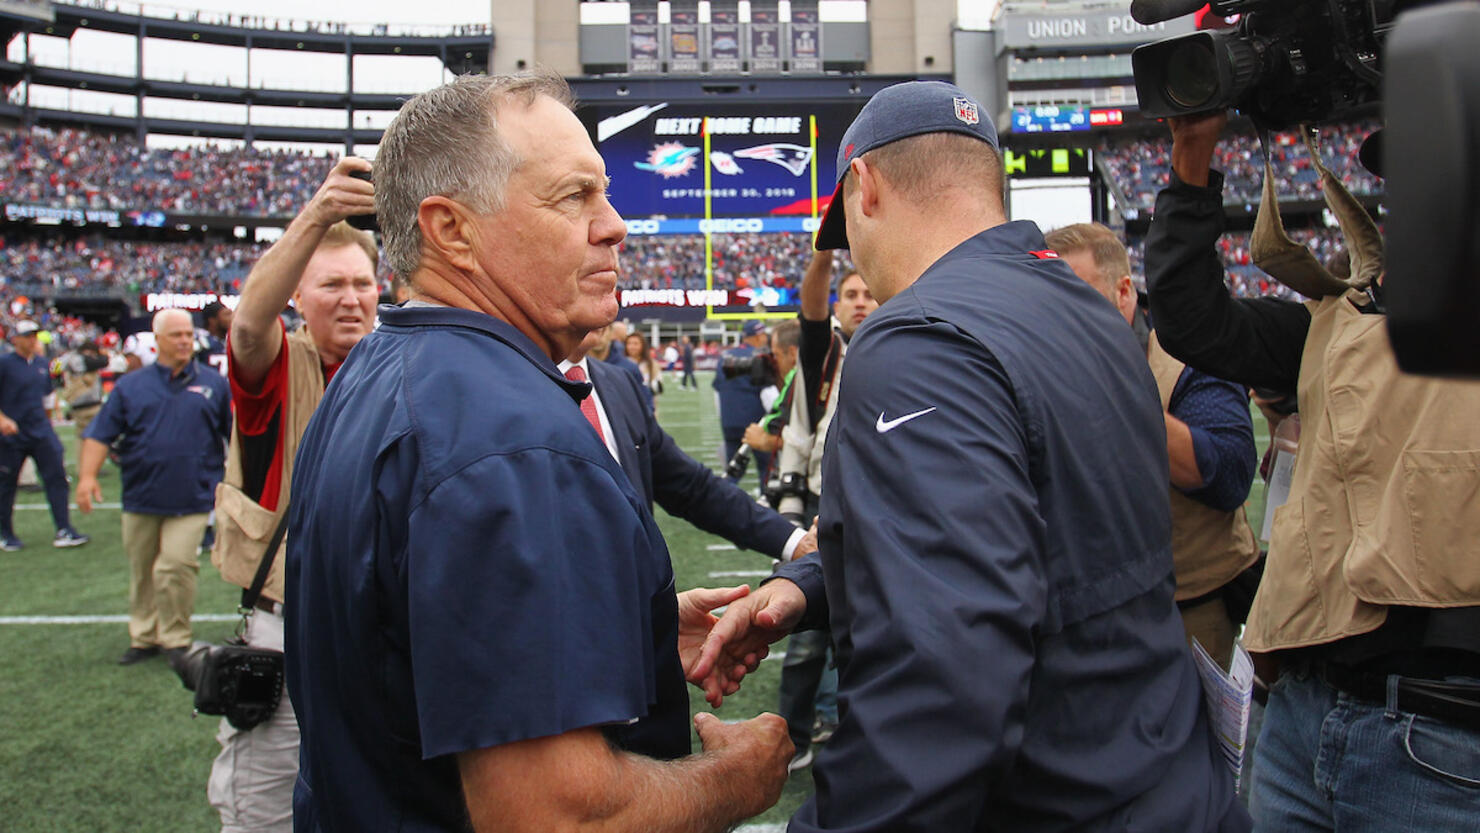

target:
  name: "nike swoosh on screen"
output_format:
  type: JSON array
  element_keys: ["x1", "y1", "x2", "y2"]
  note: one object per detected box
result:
[{"x1": 875, "y1": 407, "x2": 938, "y2": 433}]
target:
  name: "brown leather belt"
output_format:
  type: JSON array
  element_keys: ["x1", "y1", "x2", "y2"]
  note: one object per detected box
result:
[{"x1": 1320, "y1": 662, "x2": 1480, "y2": 732}]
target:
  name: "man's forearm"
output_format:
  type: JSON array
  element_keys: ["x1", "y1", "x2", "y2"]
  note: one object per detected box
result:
[
  {"x1": 603, "y1": 746, "x2": 774, "y2": 833},
  {"x1": 461, "y1": 725, "x2": 784, "y2": 833},
  {"x1": 799, "y1": 251, "x2": 833, "y2": 321},
  {"x1": 1164, "y1": 412, "x2": 1203, "y2": 491},
  {"x1": 78, "y1": 438, "x2": 109, "y2": 482}
]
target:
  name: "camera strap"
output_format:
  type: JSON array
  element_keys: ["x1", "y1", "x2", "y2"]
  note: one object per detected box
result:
[{"x1": 236, "y1": 508, "x2": 290, "y2": 637}]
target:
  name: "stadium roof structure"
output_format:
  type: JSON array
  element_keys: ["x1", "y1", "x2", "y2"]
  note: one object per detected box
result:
[{"x1": 0, "y1": 1, "x2": 492, "y2": 146}]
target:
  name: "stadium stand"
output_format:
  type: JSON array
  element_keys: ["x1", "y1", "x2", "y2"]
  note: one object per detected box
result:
[
  {"x1": 1100, "y1": 119, "x2": 1383, "y2": 212},
  {"x1": 2, "y1": 126, "x2": 335, "y2": 217},
  {"x1": 0, "y1": 232, "x2": 264, "y2": 296},
  {"x1": 1126, "y1": 227, "x2": 1350, "y2": 302}
]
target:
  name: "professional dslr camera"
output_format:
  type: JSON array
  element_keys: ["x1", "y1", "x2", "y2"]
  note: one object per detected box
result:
[
  {"x1": 1131, "y1": 0, "x2": 1401, "y2": 129},
  {"x1": 171, "y1": 640, "x2": 284, "y2": 731},
  {"x1": 720, "y1": 350, "x2": 780, "y2": 388}
]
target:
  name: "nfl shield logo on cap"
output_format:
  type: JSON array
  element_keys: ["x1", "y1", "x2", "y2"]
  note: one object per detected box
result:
[{"x1": 954, "y1": 97, "x2": 980, "y2": 126}]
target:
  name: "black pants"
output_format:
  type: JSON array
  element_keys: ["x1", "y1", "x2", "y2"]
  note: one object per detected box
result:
[{"x1": 0, "y1": 432, "x2": 72, "y2": 536}]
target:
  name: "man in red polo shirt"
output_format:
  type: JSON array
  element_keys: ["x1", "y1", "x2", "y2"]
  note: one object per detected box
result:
[{"x1": 207, "y1": 157, "x2": 379, "y2": 833}]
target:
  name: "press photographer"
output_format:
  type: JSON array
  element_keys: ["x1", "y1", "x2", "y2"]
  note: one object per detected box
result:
[
  {"x1": 1142, "y1": 26, "x2": 1480, "y2": 827},
  {"x1": 204, "y1": 156, "x2": 379, "y2": 832},
  {"x1": 713, "y1": 320, "x2": 773, "y2": 489},
  {"x1": 736, "y1": 320, "x2": 802, "y2": 500}
]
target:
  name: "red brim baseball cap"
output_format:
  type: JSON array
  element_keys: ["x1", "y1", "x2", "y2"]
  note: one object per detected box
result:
[{"x1": 814, "y1": 81, "x2": 999, "y2": 251}]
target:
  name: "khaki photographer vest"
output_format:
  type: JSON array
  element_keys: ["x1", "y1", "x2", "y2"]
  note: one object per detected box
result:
[
  {"x1": 1244, "y1": 291, "x2": 1480, "y2": 653},
  {"x1": 211, "y1": 326, "x2": 325, "y2": 603},
  {"x1": 1145, "y1": 332, "x2": 1262, "y2": 601}
]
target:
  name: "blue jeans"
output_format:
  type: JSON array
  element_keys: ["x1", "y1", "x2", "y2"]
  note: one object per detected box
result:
[
  {"x1": 778, "y1": 627, "x2": 833, "y2": 752},
  {"x1": 1249, "y1": 669, "x2": 1480, "y2": 832}
]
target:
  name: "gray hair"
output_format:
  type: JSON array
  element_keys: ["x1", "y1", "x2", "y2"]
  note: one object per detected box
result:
[
  {"x1": 151, "y1": 307, "x2": 193, "y2": 335},
  {"x1": 375, "y1": 69, "x2": 575, "y2": 280}
]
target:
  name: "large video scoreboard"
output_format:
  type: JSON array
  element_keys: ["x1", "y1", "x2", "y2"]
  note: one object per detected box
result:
[{"x1": 587, "y1": 100, "x2": 864, "y2": 220}]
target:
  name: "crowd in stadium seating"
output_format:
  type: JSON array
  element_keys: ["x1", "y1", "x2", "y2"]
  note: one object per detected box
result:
[
  {"x1": 0, "y1": 234, "x2": 266, "y2": 296},
  {"x1": 0, "y1": 121, "x2": 1376, "y2": 304},
  {"x1": 618, "y1": 233, "x2": 861, "y2": 292},
  {"x1": 1100, "y1": 119, "x2": 1383, "y2": 212},
  {"x1": 2, "y1": 126, "x2": 334, "y2": 217},
  {"x1": 622, "y1": 233, "x2": 798, "y2": 291},
  {"x1": 1126, "y1": 227, "x2": 1348, "y2": 302}
]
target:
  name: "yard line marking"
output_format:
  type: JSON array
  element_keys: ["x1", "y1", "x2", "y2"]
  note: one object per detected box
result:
[
  {"x1": 708, "y1": 570, "x2": 771, "y2": 578},
  {"x1": 705, "y1": 544, "x2": 738, "y2": 551},
  {"x1": 735, "y1": 825, "x2": 787, "y2": 832},
  {"x1": 763, "y1": 652, "x2": 786, "y2": 662},
  {"x1": 0, "y1": 614, "x2": 241, "y2": 625}
]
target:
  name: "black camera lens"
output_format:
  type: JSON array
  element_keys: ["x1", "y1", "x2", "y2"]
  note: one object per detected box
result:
[{"x1": 1165, "y1": 40, "x2": 1220, "y2": 109}]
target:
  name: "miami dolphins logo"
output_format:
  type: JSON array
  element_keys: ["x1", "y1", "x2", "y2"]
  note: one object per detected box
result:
[{"x1": 634, "y1": 142, "x2": 700, "y2": 179}]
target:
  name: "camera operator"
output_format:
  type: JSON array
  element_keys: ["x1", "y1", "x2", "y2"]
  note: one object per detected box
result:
[{"x1": 1146, "y1": 109, "x2": 1480, "y2": 829}]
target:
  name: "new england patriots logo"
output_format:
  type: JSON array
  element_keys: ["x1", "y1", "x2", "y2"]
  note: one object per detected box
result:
[
  {"x1": 635, "y1": 142, "x2": 700, "y2": 179},
  {"x1": 733, "y1": 144, "x2": 814, "y2": 177}
]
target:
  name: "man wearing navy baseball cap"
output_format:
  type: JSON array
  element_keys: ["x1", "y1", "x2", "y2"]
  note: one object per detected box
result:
[
  {"x1": 697, "y1": 81, "x2": 1249, "y2": 832},
  {"x1": 713, "y1": 319, "x2": 773, "y2": 487}
]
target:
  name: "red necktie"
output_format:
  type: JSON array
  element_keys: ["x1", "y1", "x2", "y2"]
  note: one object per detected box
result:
[{"x1": 563, "y1": 365, "x2": 606, "y2": 443}]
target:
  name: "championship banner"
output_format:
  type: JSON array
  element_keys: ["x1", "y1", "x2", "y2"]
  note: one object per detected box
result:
[
  {"x1": 788, "y1": 2, "x2": 822, "y2": 73},
  {"x1": 628, "y1": 0, "x2": 660, "y2": 74},
  {"x1": 709, "y1": 1, "x2": 742, "y2": 73},
  {"x1": 749, "y1": 1, "x2": 782, "y2": 73},
  {"x1": 669, "y1": 0, "x2": 701, "y2": 74}
]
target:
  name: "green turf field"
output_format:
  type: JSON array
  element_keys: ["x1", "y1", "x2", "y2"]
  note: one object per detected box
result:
[{"x1": 0, "y1": 381, "x2": 1274, "y2": 832}]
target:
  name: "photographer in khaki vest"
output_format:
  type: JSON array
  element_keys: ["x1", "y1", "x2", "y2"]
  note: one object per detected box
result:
[
  {"x1": 1147, "y1": 110, "x2": 1480, "y2": 831},
  {"x1": 208, "y1": 158, "x2": 379, "y2": 833},
  {"x1": 1047, "y1": 223, "x2": 1260, "y2": 671}
]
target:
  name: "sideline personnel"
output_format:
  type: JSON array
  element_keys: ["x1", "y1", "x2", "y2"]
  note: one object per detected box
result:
[
  {"x1": 77, "y1": 308, "x2": 231, "y2": 665},
  {"x1": 697, "y1": 81, "x2": 1248, "y2": 833},
  {"x1": 0, "y1": 321, "x2": 89, "y2": 551},
  {"x1": 287, "y1": 71, "x2": 790, "y2": 833}
]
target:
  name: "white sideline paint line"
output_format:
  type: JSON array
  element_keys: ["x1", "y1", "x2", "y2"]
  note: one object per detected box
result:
[
  {"x1": 0, "y1": 614, "x2": 239, "y2": 625},
  {"x1": 708, "y1": 570, "x2": 771, "y2": 578},
  {"x1": 735, "y1": 825, "x2": 787, "y2": 833},
  {"x1": 14, "y1": 502, "x2": 123, "y2": 510},
  {"x1": 705, "y1": 544, "x2": 738, "y2": 551}
]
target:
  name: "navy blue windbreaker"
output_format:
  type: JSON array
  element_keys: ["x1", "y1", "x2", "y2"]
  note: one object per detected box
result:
[{"x1": 776, "y1": 221, "x2": 1248, "y2": 833}]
